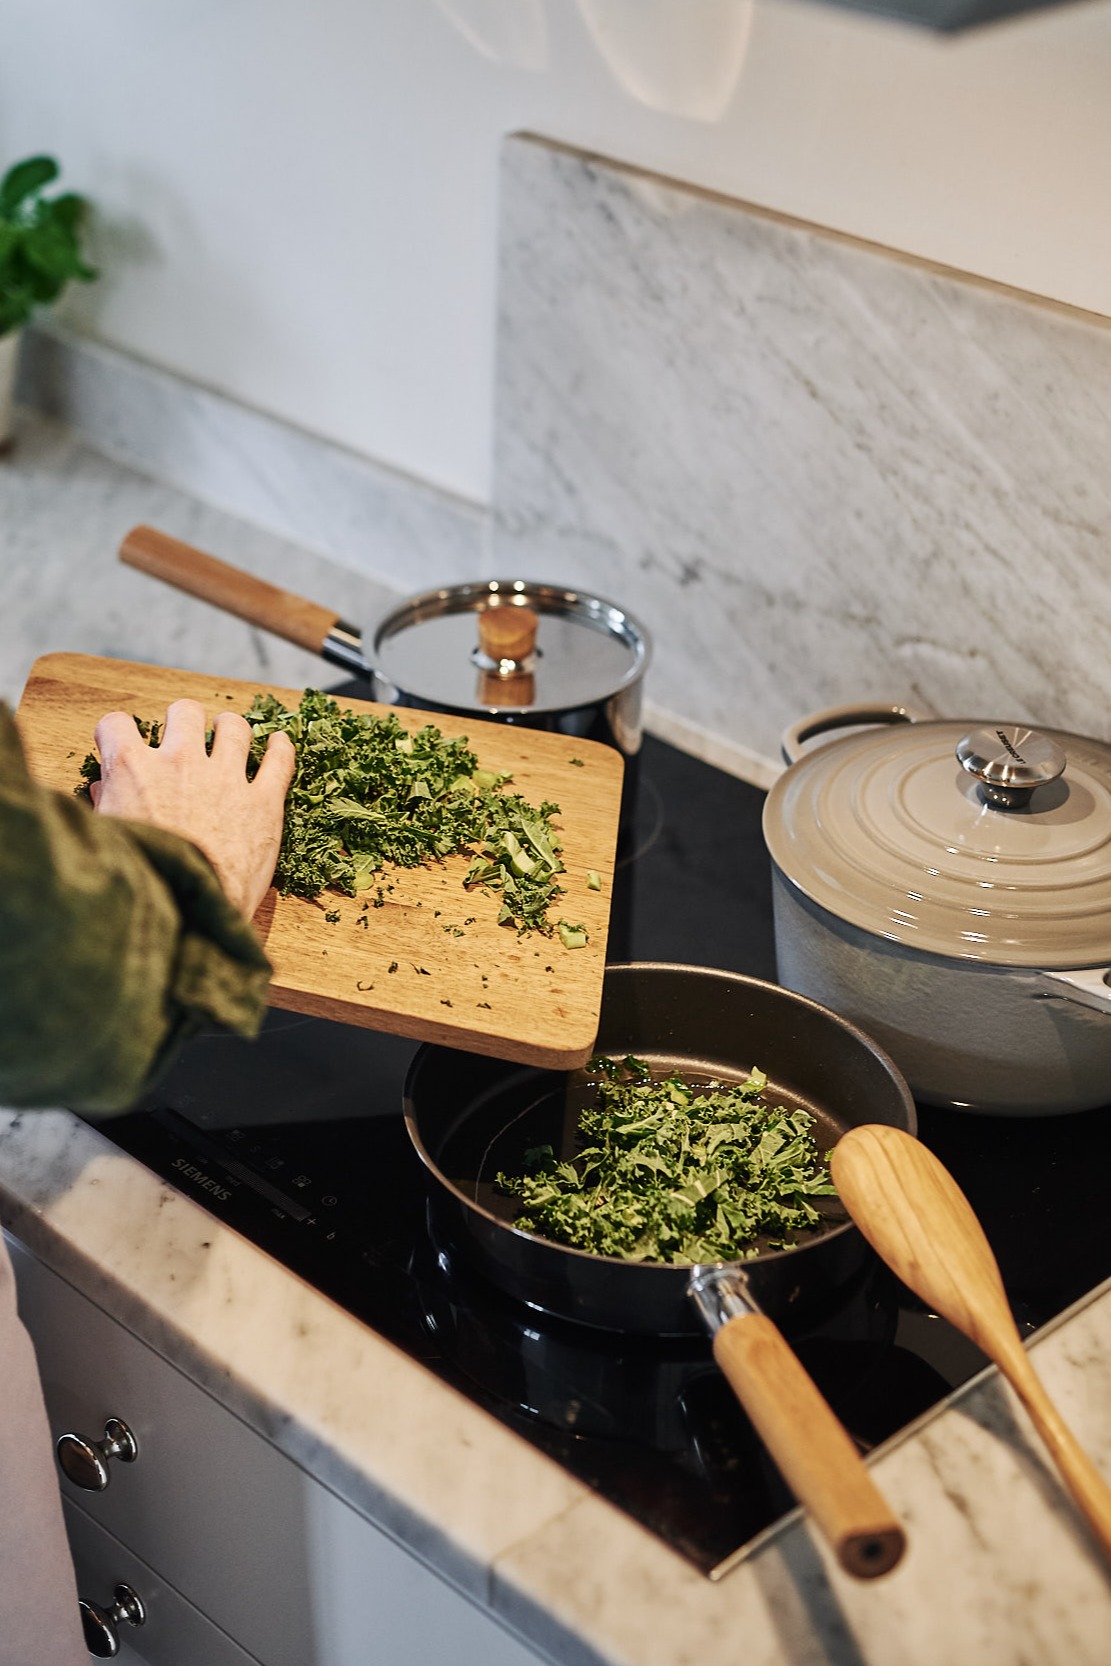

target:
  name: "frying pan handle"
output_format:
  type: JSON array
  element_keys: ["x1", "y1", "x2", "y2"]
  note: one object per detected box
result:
[
  {"x1": 712, "y1": 1312, "x2": 906, "y2": 1579},
  {"x1": 119, "y1": 525, "x2": 348, "y2": 658}
]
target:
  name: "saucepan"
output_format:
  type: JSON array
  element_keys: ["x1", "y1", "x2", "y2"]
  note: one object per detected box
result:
[
  {"x1": 403, "y1": 963, "x2": 916, "y2": 1578},
  {"x1": 118, "y1": 525, "x2": 650, "y2": 766},
  {"x1": 764, "y1": 701, "x2": 1111, "y2": 1114}
]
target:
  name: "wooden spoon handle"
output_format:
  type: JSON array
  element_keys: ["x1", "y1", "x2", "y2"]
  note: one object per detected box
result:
[
  {"x1": 119, "y1": 525, "x2": 344, "y2": 656},
  {"x1": 995, "y1": 1333, "x2": 1111, "y2": 1562},
  {"x1": 713, "y1": 1312, "x2": 905, "y2": 1579},
  {"x1": 832, "y1": 1125, "x2": 1111, "y2": 1564}
]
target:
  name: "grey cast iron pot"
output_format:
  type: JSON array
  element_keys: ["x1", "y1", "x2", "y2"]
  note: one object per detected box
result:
[{"x1": 764, "y1": 703, "x2": 1111, "y2": 1116}]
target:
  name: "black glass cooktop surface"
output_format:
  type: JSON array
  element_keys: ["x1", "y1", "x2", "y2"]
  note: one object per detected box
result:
[{"x1": 93, "y1": 730, "x2": 1111, "y2": 1578}]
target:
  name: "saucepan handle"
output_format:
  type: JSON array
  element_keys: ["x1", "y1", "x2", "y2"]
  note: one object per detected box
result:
[
  {"x1": 689, "y1": 1269, "x2": 905, "y2": 1579},
  {"x1": 119, "y1": 524, "x2": 348, "y2": 659},
  {"x1": 780, "y1": 701, "x2": 932, "y2": 767}
]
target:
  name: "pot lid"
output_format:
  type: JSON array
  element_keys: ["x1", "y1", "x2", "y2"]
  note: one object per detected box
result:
[
  {"x1": 763, "y1": 719, "x2": 1111, "y2": 968},
  {"x1": 371, "y1": 580, "x2": 649, "y2": 718}
]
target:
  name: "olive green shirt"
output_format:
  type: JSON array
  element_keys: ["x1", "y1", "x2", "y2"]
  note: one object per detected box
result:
[{"x1": 0, "y1": 705, "x2": 272, "y2": 1117}]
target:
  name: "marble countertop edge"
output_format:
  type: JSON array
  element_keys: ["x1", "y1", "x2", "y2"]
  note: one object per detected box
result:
[
  {"x1": 486, "y1": 1284, "x2": 1111, "y2": 1666},
  {"x1": 0, "y1": 1106, "x2": 589, "y2": 1615}
]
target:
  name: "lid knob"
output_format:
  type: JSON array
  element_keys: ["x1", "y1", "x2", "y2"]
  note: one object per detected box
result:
[
  {"x1": 476, "y1": 602, "x2": 538, "y2": 675},
  {"x1": 956, "y1": 725, "x2": 1067, "y2": 810}
]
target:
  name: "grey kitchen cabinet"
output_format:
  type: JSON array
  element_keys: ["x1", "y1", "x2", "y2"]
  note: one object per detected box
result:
[
  {"x1": 9, "y1": 1236, "x2": 548, "y2": 1666},
  {"x1": 62, "y1": 1496, "x2": 259, "y2": 1664}
]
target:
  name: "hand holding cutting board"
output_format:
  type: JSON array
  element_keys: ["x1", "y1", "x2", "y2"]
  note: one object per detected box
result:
[
  {"x1": 18, "y1": 653, "x2": 623, "y2": 1066},
  {"x1": 91, "y1": 700, "x2": 296, "y2": 920}
]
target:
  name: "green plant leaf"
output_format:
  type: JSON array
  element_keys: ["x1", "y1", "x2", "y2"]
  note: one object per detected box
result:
[
  {"x1": 43, "y1": 192, "x2": 86, "y2": 236},
  {"x1": 24, "y1": 222, "x2": 87, "y2": 285},
  {"x1": 0, "y1": 155, "x2": 58, "y2": 216},
  {"x1": 0, "y1": 159, "x2": 96, "y2": 315}
]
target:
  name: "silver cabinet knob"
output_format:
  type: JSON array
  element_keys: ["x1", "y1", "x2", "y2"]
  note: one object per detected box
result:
[
  {"x1": 956, "y1": 725, "x2": 1066, "y2": 809},
  {"x1": 56, "y1": 1417, "x2": 138, "y2": 1491},
  {"x1": 79, "y1": 1583, "x2": 146, "y2": 1657}
]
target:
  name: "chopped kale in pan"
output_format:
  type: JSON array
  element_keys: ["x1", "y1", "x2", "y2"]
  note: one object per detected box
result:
[{"x1": 496, "y1": 1057, "x2": 838, "y2": 1264}]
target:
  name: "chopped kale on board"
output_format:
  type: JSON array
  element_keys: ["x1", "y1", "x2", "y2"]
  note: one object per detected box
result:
[
  {"x1": 78, "y1": 688, "x2": 575, "y2": 939},
  {"x1": 496, "y1": 1057, "x2": 838, "y2": 1264}
]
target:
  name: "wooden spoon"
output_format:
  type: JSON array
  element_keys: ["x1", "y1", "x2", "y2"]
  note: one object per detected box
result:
[{"x1": 830, "y1": 1124, "x2": 1111, "y2": 1564}]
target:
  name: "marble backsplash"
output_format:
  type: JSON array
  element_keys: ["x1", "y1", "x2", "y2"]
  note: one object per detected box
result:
[
  {"x1": 490, "y1": 135, "x2": 1111, "y2": 777},
  {"x1": 15, "y1": 137, "x2": 1111, "y2": 784}
]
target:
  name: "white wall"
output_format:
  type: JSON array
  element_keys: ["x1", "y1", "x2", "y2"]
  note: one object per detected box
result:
[{"x1": 3, "y1": 0, "x2": 1110, "y2": 506}]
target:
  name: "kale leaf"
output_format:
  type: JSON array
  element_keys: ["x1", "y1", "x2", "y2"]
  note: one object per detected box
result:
[{"x1": 79, "y1": 689, "x2": 575, "y2": 939}]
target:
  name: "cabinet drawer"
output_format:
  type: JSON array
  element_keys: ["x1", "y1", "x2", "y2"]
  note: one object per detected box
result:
[
  {"x1": 13, "y1": 1238, "x2": 318, "y2": 1661},
  {"x1": 64, "y1": 1496, "x2": 259, "y2": 1666},
  {"x1": 12, "y1": 1238, "x2": 546, "y2": 1666}
]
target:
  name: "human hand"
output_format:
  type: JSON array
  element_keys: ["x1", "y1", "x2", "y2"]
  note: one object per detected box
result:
[{"x1": 90, "y1": 699, "x2": 297, "y2": 920}]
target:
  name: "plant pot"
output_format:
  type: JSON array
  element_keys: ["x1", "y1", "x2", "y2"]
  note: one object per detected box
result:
[{"x1": 0, "y1": 329, "x2": 22, "y2": 455}]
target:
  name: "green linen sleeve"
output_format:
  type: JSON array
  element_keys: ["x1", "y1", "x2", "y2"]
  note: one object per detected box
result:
[{"x1": 0, "y1": 706, "x2": 272, "y2": 1117}]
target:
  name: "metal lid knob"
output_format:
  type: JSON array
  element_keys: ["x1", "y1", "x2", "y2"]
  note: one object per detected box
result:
[{"x1": 956, "y1": 725, "x2": 1067, "y2": 810}]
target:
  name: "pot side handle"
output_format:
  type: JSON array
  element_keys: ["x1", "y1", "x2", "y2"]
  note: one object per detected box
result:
[
  {"x1": 781, "y1": 701, "x2": 933, "y2": 767},
  {"x1": 1036, "y1": 967, "x2": 1111, "y2": 1014}
]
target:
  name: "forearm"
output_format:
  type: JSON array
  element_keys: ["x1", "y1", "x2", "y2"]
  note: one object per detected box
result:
[{"x1": 0, "y1": 708, "x2": 271, "y2": 1116}]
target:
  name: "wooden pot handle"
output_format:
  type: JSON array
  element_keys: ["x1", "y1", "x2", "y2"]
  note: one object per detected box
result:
[
  {"x1": 119, "y1": 524, "x2": 343, "y2": 657},
  {"x1": 713, "y1": 1312, "x2": 906, "y2": 1579}
]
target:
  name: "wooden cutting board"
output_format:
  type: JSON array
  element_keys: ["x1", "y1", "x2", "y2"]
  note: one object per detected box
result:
[{"x1": 16, "y1": 653, "x2": 625, "y2": 1068}]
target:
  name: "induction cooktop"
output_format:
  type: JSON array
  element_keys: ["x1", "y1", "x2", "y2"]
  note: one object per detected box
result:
[{"x1": 91, "y1": 724, "x2": 1111, "y2": 1578}]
